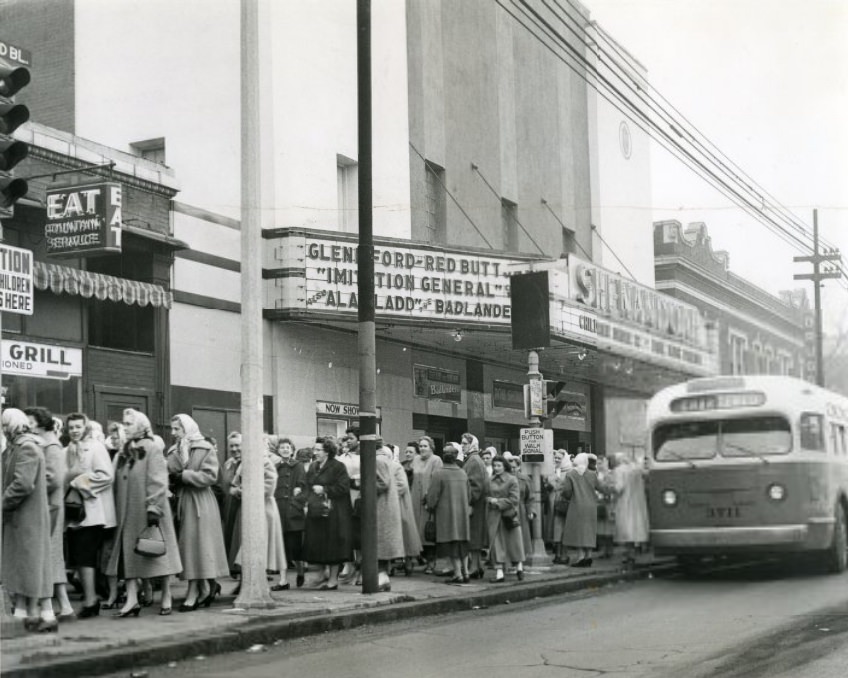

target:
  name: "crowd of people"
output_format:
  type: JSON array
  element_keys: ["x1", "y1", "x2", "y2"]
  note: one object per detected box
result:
[{"x1": 1, "y1": 406, "x2": 649, "y2": 633}]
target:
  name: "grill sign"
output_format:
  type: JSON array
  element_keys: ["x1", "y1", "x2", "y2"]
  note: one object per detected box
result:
[{"x1": 45, "y1": 182, "x2": 122, "y2": 257}]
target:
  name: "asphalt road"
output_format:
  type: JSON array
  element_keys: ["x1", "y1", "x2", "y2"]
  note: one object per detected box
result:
[{"x1": 113, "y1": 560, "x2": 848, "y2": 678}]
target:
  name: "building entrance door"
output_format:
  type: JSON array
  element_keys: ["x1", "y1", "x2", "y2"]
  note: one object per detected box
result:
[{"x1": 94, "y1": 385, "x2": 153, "y2": 428}]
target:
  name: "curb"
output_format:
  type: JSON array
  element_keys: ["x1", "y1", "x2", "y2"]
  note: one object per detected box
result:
[{"x1": 3, "y1": 562, "x2": 676, "y2": 678}]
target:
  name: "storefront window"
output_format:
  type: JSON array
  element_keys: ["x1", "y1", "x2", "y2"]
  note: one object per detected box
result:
[{"x1": 1, "y1": 374, "x2": 81, "y2": 419}]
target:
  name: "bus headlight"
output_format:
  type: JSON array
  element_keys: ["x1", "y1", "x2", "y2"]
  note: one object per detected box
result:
[
  {"x1": 767, "y1": 483, "x2": 786, "y2": 502},
  {"x1": 662, "y1": 489, "x2": 678, "y2": 507}
]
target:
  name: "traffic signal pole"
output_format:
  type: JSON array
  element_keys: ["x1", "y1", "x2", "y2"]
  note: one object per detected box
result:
[
  {"x1": 793, "y1": 209, "x2": 842, "y2": 387},
  {"x1": 526, "y1": 351, "x2": 551, "y2": 566}
]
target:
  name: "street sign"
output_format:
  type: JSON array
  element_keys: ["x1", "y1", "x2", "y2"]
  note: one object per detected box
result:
[
  {"x1": 528, "y1": 377, "x2": 544, "y2": 417},
  {"x1": 0, "y1": 242, "x2": 33, "y2": 314},
  {"x1": 1, "y1": 340, "x2": 82, "y2": 380},
  {"x1": 520, "y1": 427, "x2": 551, "y2": 463}
]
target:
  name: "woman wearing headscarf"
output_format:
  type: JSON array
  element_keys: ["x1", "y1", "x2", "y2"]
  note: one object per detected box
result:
[
  {"x1": 302, "y1": 436, "x2": 352, "y2": 590},
  {"x1": 485, "y1": 456, "x2": 525, "y2": 582},
  {"x1": 24, "y1": 407, "x2": 75, "y2": 620},
  {"x1": 460, "y1": 432, "x2": 489, "y2": 579},
  {"x1": 505, "y1": 452, "x2": 534, "y2": 559},
  {"x1": 2, "y1": 408, "x2": 56, "y2": 632},
  {"x1": 543, "y1": 449, "x2": 567, "y2": 553},
  {"x1": 390, "y1": 443, "x2": 421, "y2": 576},
  {"x1": 166, "y1": 414, "x2": 229, "y2": 611},
  {"x1": 410, "y1": 435, "x2": 442, "y2": 574},
  {"x1": 561, "y1": 452, "x2": 602, "y2": 567},
  {"x1": 425, "y1": 442, "x2": 469, "y2": 584},
  {"x1": 375, "y1": 446, "x2": 404, "y2": 591},
  {"x1": 274, "y1": 439, "x2": 308, "y2": 588},
  {"x1": 64, "y1": 412, "x2": 116, "y2": 617},
  {"x1": 608, "y1": 452, "x2": 649, "y2": 568},
  {"x1": 107, "y1": 409, "x2": 182, "y2": 617}
]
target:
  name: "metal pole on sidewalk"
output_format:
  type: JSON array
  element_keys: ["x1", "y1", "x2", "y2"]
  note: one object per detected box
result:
[
  {"x1": 527, "y1": 351, "x2": 552, "y2": 566},
  {"x1": 236, "y1": 0, "x2": 273, "y2": 609},
  {"x1": 357, "y1": 0, "x2": 378, "y2": 595}
]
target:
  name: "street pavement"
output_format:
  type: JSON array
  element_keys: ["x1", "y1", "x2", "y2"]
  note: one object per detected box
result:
[
  {"x1": 94, "y1": 558, "x2": 848, "y2": 678},
  {"x1": 0, "y1": 552, "x2": 672, "y2": 677}
]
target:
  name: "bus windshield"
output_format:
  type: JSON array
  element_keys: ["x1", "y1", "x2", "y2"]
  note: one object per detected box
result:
[{"x1": 654, "y1": 416, "x2": 792, "y2": 462}]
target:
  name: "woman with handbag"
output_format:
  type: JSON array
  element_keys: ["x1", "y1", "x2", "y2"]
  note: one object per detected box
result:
[
  {"x1": 302, "y1": 437, "x2": 352, "y2": 590},
  {"x1": 64, "y1": 412, "x2": 117, "y2": 618},
  {"x1": 410, "y1": 436, "x2": 442, "y2": 574},
  {"x1": 425, "y1": 443, "x2": 469, "y2": 584},
  {"x1": 106, "y1": 408, "x2": 182, "y2": 617},
  {"x1": 24, "y1": 407, "x2": 76, "y2": 621},
  {"x1": 485, "y1": 456, "x2": 525, "y2": 583},
  {"x1": 166, "y1": 415, "x2": 230, "y2": 611},
  {"x1": 1, "y1": 409, "x2": 56, "y2": 632},
  {"x1": 274, "y1": 440, "x2": 308, "y2": 588}
]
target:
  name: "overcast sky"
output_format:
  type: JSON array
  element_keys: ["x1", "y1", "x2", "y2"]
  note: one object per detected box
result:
[{"x1": 581, "y1": 0, "x2": 848, "y2": 333}]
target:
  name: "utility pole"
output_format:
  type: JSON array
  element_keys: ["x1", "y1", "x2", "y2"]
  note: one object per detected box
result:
[
  {"x1": 524, "y1": 351, "x2": 552, "y2": 566},
  {"x1": 793, "y1": 209, "x2": 842, "y2": 387},
  {"x1": 237, "y1": 0, "x2": 273, "y2": 609},
  {"x1": 356, "y1": 0, "x2": 378, "y2": 594}
]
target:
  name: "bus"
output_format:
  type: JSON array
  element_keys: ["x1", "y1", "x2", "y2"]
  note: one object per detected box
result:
[{"x1": 645, "y1": 375, "x2": 848, "y2": 572}]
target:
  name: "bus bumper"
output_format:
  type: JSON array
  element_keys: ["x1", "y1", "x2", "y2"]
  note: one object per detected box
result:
[{"x1": 652, "y1": 518, "x2": 835, "y2": 554}]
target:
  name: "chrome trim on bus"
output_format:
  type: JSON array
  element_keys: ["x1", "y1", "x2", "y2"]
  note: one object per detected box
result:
[
  {"x1": 652, "y1": 525, "x2": 808, "y2": 547},
  {"x1": 807, "y1": 516, "x2": 836, "y2": 524}
]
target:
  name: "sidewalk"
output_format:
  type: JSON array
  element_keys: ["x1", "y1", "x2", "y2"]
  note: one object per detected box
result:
[{"x1": 0, "y1": 553, "x2": 675, "y2": 678}]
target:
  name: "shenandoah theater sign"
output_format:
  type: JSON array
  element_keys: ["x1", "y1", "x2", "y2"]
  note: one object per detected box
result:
[{"x1": 45, "y1": 181, "x2": 123, "y2": 256}]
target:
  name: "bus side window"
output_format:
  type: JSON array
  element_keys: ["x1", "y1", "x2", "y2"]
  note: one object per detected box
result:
[
  {"x1": 838, "y1": 425, "x2": 847, "y2": 456},
  {"x1": 800, "y1": 413, "x2": 825, "y2": 451}
]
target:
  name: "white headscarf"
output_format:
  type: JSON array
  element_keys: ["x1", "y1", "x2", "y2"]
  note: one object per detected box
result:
[
  {"x1": 173, "y1": 413, "x2": 205, "y2": 464},
  {"x1": 463, "y1": 434, "x2": 479, "y2": 453},
  {"x1": 573, "y1": 452, "x2": 589, "y2": 476},
  {"x1": 123, "y1": 408, "x2": 153, "y2": 442},
  {"x1": 1, "y1": 408, "x2": 30, "y2": 438}
]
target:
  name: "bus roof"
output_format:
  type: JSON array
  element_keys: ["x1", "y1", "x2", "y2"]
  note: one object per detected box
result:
[{"x1": 647, "y1": 375, "x2": 848, "y2": 426}]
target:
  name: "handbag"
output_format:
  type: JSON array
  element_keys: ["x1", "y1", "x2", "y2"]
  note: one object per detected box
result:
[
  {"x1": 134, "y1": 525, "x2": 167, "y2": 558},
  {"x1": 424, "y1": 511, "x2": 437, "y2": 543},
  {"x1": 501, "y1": 506, "x2": 520, "y2": 529},
  {"x1": 64, "y1": 487, "x2": 86, "y2": 524},
  {"x1": 554, "y1": 495, "x2": 570, "y2": 517},
  {"x1": 307, "y1": 494, "x2": 332, "y2": 518}
]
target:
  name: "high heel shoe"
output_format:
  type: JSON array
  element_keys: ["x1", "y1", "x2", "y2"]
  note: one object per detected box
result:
[
  {"x1": 296, "y1": 574, "x2": 305, "y2": 588},
  {"x1": 469, "y1": 568, "x2": 485, "y2": 580},
  {"x1": 79, "y1": 601, "x2": 101, "y2": 618},
  {"x1": 37, "y1": 618, "x2": 59, "y2": 633},
  {"x1": 100, "y1": 601, "x2": 120, "y2": 611},
  {"x1": 198, "y1": 582, "x2": 222, "y2": 608},
  {"x1": 114, "y1": 604, "x2": 141, "y2": 618},
  {"x1": 159, "y1": 606, "x2": 172, "y2": 616},
  {"x1": 178, "y1": 600, "x2": 199, "y2": 613}
]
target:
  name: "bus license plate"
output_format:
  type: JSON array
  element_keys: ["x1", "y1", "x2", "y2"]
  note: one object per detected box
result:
[{"x1": 707, "y1": 506, "x2": 741, "y2": 519}]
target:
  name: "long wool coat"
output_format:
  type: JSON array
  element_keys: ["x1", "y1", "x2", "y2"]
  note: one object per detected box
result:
[
  {"x1": 463, "y1": 451, "x2": 489, "y2": 550},
  {"x1": 425, "y1": 464, "x2": 469, "y2": 543},
  {"x1": 302, "y1": 457, "x2": 353, "y2": 565},
  {"x1": 274, "y1": 459, "x2": 307, "y2": 533},
  {"x1": 107, "y1": 438, "x2": 183, "y2": 579},
  {"x1": 43, "y1": 432, "x2": 67, "y2": 584},
  {"x1": 390, "y1": 458, "x2": 421, "y2": 557},
  {"x1": 376, "y1": 455, "x2": 404, "y2": 560},
  {"x1": 410, "y1": 454, "x2": 442, "y2": 546},
  {"x1": 166, "y1": 440, "x2": 229, "y2": 580},
  {"x1": 66, "y1": 438, "x2": 116, "y2": 529},
  {"x1": 611, "y1": 463, "x2": 650, "y2": 544},
  {"x1": 234, "y1": 456, "x2": 287, "y2": 572},
  {"x1": 561, "y1": 469, "x2": 601, "y2": 548},
  {"x1": 2, "y1": 433, "x2": 53, "y2": 599},
  {"x1": 486, "y1": 471, "x2": 525, "y2": 564},
  {"x1": 516, "y1": 471, "x2": 534, "y2": 557}
]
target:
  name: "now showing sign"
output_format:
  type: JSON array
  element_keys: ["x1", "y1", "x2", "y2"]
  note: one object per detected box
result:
[{"x1": 45, "y1": 182, "x2": 123, "y2": 257}]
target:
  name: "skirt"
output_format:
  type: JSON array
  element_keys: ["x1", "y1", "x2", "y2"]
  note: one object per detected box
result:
[
  {"x1": 283, "y1": 530, "x2": 304, "y2": 562},
  {"x1": 435, "y1": 540, "x2": 469, "y2": 559},
  {"x1": 67, "y1": 525, "x2": 105, "y2": 569}
]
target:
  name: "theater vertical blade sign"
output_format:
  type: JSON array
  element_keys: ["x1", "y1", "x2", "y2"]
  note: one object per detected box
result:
[{"x1": 45, "y1": 182, "x2": 122, "y2": 256}]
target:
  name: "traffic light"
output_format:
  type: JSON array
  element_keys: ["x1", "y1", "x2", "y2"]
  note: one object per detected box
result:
[
  {"x1": 544, "y1": 379, "x2": 567, "y2": 418},
  {"x1": 0, "y1": 56, "x2": 30, "y2": 217}
]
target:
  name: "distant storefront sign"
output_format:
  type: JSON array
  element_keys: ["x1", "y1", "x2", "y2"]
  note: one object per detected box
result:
[
  {"x1": 0, "y1": 39, "x2": 31, "y2": 66},
  {"x1": 0, "y1": 243, "x2": 33, "y2": 315},
  {"x1": 492, "y1": 380, "x2": 524, "y2": 410},
  {"x1": 315, "y1": 400, "x2": 381, "y2": 419},
  {"x1": 266, "y1": 230, "x2": 526, "y2": 325},
  {"x1": 1, "y1": 339, "x2": 82, "y2": 380},
  {"x1": 413, "y1": 364, "x2": 462, "y2": 403},
  {"x1": 45, "y1": 182, "x2": 123, "y2": 257}
]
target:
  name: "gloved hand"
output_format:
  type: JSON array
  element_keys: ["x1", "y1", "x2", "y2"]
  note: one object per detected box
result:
[{"x1": 146, "y1": 512, "x2": 160, "y2": 528}]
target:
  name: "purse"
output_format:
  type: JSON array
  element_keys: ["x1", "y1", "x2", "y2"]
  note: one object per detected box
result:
[
  {"x1": 307, "y1": 495, "x2": 332, "y2": 518},
  {"x1": 501, "y1": 506, "x2": 520, "y2": 529},
  {"x1": 64, "y1": 487, "x2": 86, "y2": 524},
  {"x1": 134, "y1": 525, "x2": 167, "y2": 558},
  {"x1": 424, "y1": 512, "x2": 437, "y2": 543}
]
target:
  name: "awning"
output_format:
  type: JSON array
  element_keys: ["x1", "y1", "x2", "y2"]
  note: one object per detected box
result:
[{"x1": 33, "y1": 262, "x2": 173, "y2": 309}]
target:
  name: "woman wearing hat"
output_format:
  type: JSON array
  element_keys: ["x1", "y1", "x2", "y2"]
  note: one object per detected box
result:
[{"x1": 485, "y1": 456, "x2": 525, "y2": 582}]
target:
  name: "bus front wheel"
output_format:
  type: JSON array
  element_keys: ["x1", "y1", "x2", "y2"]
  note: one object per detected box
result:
[{"x1": 826, "y1": 502, "x2": 848, "y2": 574}]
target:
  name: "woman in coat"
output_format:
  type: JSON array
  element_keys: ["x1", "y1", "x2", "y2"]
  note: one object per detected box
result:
[
  {"x1": 425, "y1": 443, "x2": 470, "y2": 584},
  {"x1": 166, "y1": 414, "x2": 229, "y2": 611},
  {"x1": 486, "y1": 456, "x2": 525, "y2": 582},
  {"x1": 460, "y1": 433, "x2": 489, "y2": 579},
  {"x1": 375, "y1": 446, "x2": 404, "y2": 591},
  {"x1": 410, "y1": 436, "x2": 442, "y2": 574},
  {"x1": 64, "y1": 412, "x2": 117, "y2": 618},
  {"x1": 274, "y1": 440, "x2": 308, "y2": 587},
  {"x1": 220, "y1": 431, "x2": 242, "y2": 575},
  {"x1": 506, "y1": 452, "x2": 534, "y2": 559},
  {"x1": 561, "y1": 452, "x2": 602, "y2": 567},
  {"x1": 107, "y1": 408, "x2": 182, "y2": 617},
  {"x1": 302, "y1": 437, "x2": 352, "y2": 589},
  {"x1": 24, "y1": 407, "x2": 75, "y2": 620},
  {"x1": 401, "y1": 441, "x2": 416, "y2": 489},
  {"x1": 1, "y1": 409, "x2": 56, "y2": 632},
  {"x1": 609, "y1": 452, "x2": 650, "y2": 567},
  {"x1": 390, "y1": 444, "x2": 421, "y2": 575}
]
